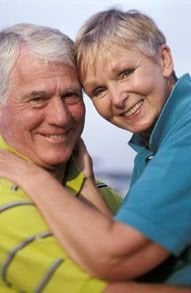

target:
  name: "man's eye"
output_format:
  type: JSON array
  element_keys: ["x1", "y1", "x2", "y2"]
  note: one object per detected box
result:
[
  {"x1": 30, "y1": 97, "x2": 42, "y2": 102},
  {"x1": 63, "y1": 93, "x2": 83, "y2": 105},
  {"x1": 29, "y1": 97, "x2": 44, "y2": 104},
  {"x1": 28, "y1": 97, "x2": 46, "y2": 107}
]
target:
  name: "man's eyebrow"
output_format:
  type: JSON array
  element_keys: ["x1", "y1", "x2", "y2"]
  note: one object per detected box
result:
[
  {"x1": 62, "y1": 87, "x2": 83, "y2": 96},
  {"x1": 23, "y1": 91, "x2": 46, "y2": 99},
  {"x1": 28, "y1": 91, "x2": 46, "y2": 96},
  {"x1": 65, "y1": 86, "x2": 82, "y2": 93}
]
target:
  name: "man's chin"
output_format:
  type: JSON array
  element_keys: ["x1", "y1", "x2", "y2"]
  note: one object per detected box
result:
[
  {"x1": 42, "y1": 160, "x2": 67, "y2": 169},
  {"x1": 42, "y1": 156, "x2": 71, "y2": 170},
  {"x1": 33, "y1": 150, "x2": 72, "y2": 170}
]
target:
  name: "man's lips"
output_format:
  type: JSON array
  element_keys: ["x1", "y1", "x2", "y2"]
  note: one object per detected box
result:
[
  {"x1": 39, "y1": 129, "x2": 73, "y2": 141},
  {"x1": 44, "y1": 134, "x2": 66, "y2": 138}
]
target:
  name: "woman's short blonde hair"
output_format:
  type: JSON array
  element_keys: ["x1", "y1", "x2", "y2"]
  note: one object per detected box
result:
[{"x1": 75, "y1": 8, "x2": 166, "y2": 81}]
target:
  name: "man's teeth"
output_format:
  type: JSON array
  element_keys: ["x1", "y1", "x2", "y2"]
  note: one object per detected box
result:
[
  {"x1": 45, "y1": 134, "x2": 65, "y2": 138},
  {"x1": 126, "y1": 101, "x2": 143, "y2": 116}
]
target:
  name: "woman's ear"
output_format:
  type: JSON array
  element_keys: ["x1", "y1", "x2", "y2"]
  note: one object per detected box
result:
[{"x1": 159, "y1": 44, "x2": 174, "y2": 77}]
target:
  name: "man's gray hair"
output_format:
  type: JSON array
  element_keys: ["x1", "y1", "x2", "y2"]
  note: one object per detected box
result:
[{"x1": 0, "y1": 23, "x2": 75, "y2": 104}]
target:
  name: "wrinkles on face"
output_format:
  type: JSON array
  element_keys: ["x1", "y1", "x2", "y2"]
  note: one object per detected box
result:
[
  {"x1": 83, "y1": 47, "x2": 172, "y2": 136},
  {"x1": 0, "y1": 46, "x2": 85, "y2": 169}
]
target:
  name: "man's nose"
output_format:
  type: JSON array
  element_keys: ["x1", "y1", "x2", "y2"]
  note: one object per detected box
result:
[{"x1": 46, "y1": 97, "x2": 71, "y2": 125}]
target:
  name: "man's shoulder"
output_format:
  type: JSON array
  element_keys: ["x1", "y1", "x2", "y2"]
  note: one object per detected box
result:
[
  {"x1": 0, "y1": 178, "x2": 30, "y2": 207},
  {"x1": 95, "y1": 180, "x2": 122, "y2": 214}
]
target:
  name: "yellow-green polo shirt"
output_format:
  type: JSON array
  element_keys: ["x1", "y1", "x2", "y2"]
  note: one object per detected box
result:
[{"x1": 0, "y1": 136, "x2": 121, "y2": 292}]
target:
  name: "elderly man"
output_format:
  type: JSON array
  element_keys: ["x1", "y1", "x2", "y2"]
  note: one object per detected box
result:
[
  {"x1": 0, "y1": 23, "x2": 189, "y2": 293},
  {"x1": 0, "y1": 23, "x2": 122, "y2": 292}
]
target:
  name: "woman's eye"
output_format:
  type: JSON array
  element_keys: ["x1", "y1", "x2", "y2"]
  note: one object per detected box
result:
[
  {"x1": 120, "y1": 69, "x2": 134, "y2": 79},
  {"x1": 94, "y1": 87, "x2": 105, "y2": 98}
]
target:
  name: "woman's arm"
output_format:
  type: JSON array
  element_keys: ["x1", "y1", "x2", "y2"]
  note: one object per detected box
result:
[
  {"x1": 105, "y1": 282, "x2": 191, "y2": 293},
  {"x1": 78, "y1": 178, "x2": 112, "y2": 216},
  {"x1": 0, "y1": 149, "x2": 169, "y2": 281}
]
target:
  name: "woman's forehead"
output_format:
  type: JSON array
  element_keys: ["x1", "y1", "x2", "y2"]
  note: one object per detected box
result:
[
  {"x1": 78, "y1": 39, "x2": 142, "y2": 83},
  {"x1": 85, "y1": 43, "x2": 137, "y2": 67}
]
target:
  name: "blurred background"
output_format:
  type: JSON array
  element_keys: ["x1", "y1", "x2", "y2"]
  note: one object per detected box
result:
[{"x1": 0, "y1": 0, "x2": 190, "y2": 194}]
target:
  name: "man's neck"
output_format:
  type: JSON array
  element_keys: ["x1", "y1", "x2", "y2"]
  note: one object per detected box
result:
[{"x1": 47, "y1": 164, "x2": 67, "y2": 184}]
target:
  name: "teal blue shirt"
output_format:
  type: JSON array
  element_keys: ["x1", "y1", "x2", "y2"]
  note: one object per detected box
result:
[{"x1": 115, "y1": 74, "x2": 191, "y2": 286}]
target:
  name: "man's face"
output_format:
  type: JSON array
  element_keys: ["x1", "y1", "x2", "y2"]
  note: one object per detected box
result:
[{"x1": 0, "y1": 46, "x2": 85, "y2": 169}]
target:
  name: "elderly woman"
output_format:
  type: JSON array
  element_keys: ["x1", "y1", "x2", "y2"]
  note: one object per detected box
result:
[{"x1": 0, "y1": 8, "x2": 190, "y2": 291}]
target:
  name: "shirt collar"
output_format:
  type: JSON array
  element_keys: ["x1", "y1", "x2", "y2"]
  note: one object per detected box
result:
[
  {"x1": 0, "y1": 136, "x2": 85, "y2": 195},
  {"x1": 64, "y1": 157, "x2": 85, "y2": 195},
  {"x1": 129, "y1": 73, "x2": 191, "y2": 153}
]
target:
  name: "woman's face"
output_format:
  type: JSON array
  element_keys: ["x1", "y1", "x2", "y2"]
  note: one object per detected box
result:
[{"x1": 82, "y1": 45, "x2": 173, "y2": 137}]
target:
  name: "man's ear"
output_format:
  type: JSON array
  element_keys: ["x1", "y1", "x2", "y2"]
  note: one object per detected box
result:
[
  {"x1": 0, "y1": 102, "x2": 3, "y2": 113},
  {"x1": 159, "y1": 44, "x2": 174, "y2": 77},
  {"x1": 0, "y1": 102, "x2": 4, "y2": 122}
]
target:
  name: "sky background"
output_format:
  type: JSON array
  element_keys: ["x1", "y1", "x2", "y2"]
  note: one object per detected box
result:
[{"x1": 0, "y1": 0, "x2": 190, "y2": 192}]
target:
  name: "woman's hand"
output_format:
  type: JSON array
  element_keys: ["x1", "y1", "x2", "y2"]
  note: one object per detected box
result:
[
  {"x1": 73, "y1": 138, "x2": 95, "y2": 180},
  {"x1": 73, "y1": 139, "x2": 111, "y2": 215},
  {"x1": 0, "y1": 149, "x2": 44, "y2": 187}
]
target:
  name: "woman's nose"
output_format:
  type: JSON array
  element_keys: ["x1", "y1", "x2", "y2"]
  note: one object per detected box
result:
[{"x1": 109, "y1": 86, "x2": 129, "y2": 107}]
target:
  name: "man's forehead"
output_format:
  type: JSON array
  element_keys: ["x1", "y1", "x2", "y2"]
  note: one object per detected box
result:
[
  {"x1": 13, "y1": 44, "x2": 75, "y2": 76},
  {"x1": 11, "y1": 61, "x2": 79, "y2": 87}
]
